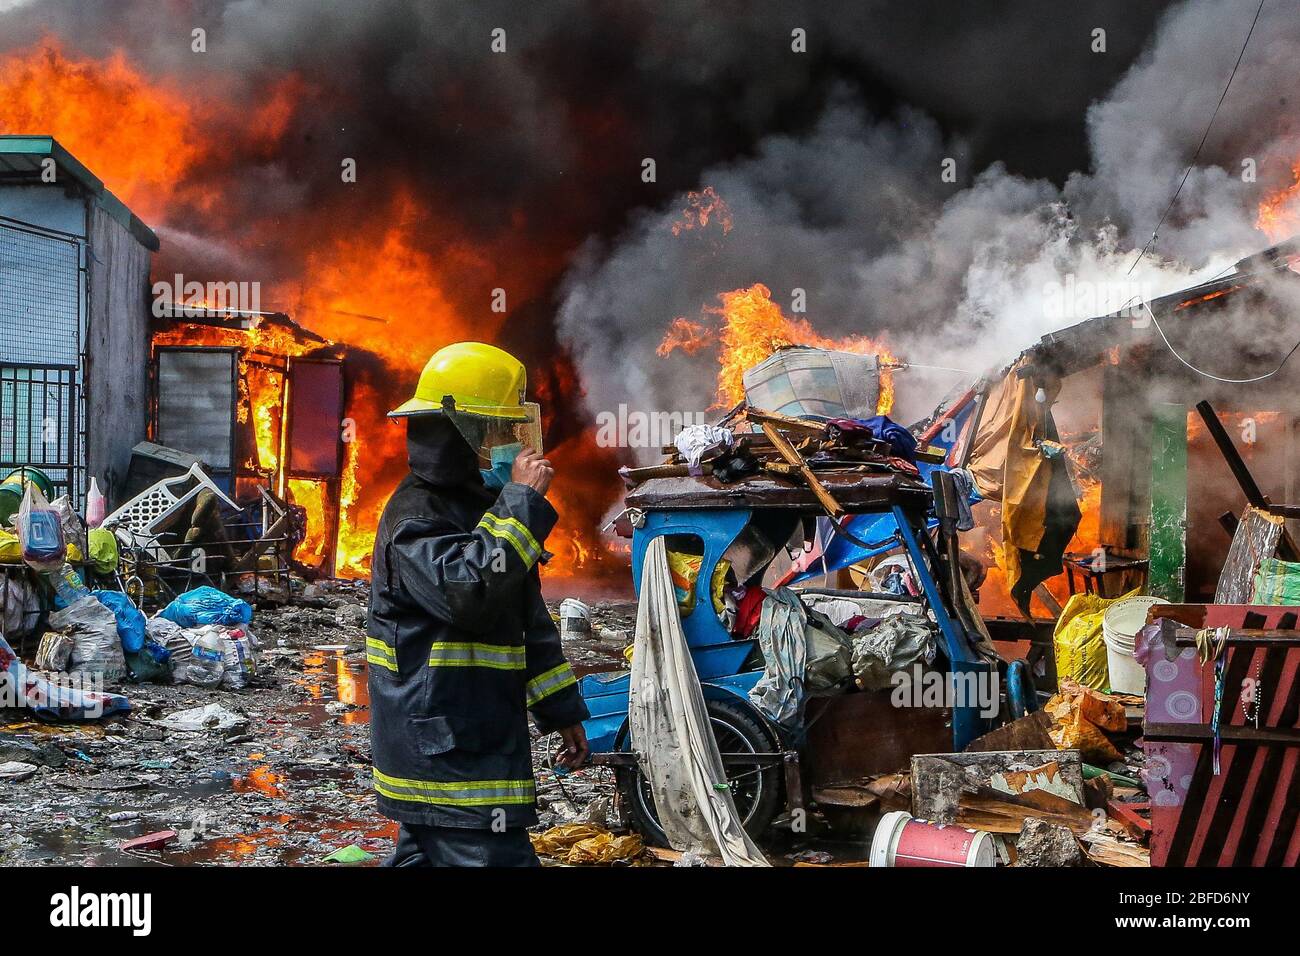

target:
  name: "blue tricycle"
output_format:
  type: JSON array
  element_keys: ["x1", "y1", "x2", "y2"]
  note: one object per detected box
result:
[{"x1": 579, "y1": 465, "x2": 1034, "y2": 845}]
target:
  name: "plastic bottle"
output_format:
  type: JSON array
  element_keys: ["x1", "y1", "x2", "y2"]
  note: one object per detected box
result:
[
  {"x1": 85, "y1": 477, "x2": 106, "y2": 529},
  {"x1": 186, "y1": 632, "x2": 226, "y2": 688},
  {"x1": 49, "y1": 562, "x2": 92, "y2": 608}
]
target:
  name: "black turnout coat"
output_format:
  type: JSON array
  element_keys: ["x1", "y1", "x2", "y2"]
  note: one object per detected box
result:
[{"x1": 366, "y1": 416, "x2": 588, "y2": 828}]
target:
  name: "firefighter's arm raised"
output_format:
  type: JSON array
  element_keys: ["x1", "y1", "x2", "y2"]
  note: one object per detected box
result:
[{"x1": 389, "y1": 481, "x2": 557, "y2": 634}]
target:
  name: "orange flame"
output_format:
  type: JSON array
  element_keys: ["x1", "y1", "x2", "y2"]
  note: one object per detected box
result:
[
  {"x1": 1257, "y1": 160, "x2": 1300, "y2": 243},
  {"x1": 0, "y1": 40, "x2": 204, "y2": 219},
  {"x1": 671, "y1": 186, "x2": 734, "y2": 237},
  {"x1": 660, "y1": 283, "x2": 897, "y2": 414}
]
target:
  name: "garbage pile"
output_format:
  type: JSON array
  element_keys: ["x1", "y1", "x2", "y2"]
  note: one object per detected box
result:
[
  {"x1": 621, "y1": 405, "x2": 926, "y2": 493},
  {"x1": 0, "y1": 466, "x2": 277, "y2": 721}
]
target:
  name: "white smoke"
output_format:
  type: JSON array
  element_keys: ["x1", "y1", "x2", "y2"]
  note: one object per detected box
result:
[{"x1": 557, "y1": 0, "x2": 1299, "y2": 434}]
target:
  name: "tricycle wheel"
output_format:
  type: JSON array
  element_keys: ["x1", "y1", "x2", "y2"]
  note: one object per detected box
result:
[{"x1": 616, "y1": 698, "x2": 782, "y2": 848}]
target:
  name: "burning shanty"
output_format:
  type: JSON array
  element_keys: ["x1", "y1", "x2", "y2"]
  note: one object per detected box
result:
[{"x1": 1, "y1": 2, "x2": 1300, "y2": 908}]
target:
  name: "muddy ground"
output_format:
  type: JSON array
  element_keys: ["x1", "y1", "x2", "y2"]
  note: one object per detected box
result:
[{"x1": 0, "y1": 581, "x2": 634, "y2": 866}]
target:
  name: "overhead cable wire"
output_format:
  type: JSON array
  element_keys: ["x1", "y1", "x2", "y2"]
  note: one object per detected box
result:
[
  {"x1": 1126, "y1": 0, "x2": 1267, "y2": 275},
  {"x1": 1142, "y1": 300, "x2": 1300, "y2": 384}
]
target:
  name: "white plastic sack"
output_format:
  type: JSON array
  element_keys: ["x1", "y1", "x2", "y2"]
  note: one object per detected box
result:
[
  {"x1": 850, "y1": 612, "x2": 936, "y2": 690},
  {"x1": 629, "y1": 536, "x2": 768, "y2": 866},
  {"x1": 175, "y1": 624, "x2": 259, "y2": 689},
  {"x1": 48, "y1": 595, "x2": 125, "y2": 681},
  {"x1": 147, "y1": 616, "x2": 192, "y2": 674}
]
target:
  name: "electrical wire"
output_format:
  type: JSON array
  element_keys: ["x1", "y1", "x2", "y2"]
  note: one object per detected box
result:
[
  {"x1": 1142, "y1": 300, "x2": 1300, "y2": 383},
  {"x1": 1126, "y1": 0, "x2": 1267, "y2": 276}
]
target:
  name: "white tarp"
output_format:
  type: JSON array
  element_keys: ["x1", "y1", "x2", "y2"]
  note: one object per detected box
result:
[{"x1": 628, "y1": 536, "x2": 769, "y2": 866}]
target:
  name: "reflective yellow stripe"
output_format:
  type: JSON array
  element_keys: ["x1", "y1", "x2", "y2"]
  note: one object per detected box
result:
[
  {"x1": 428, "y1": 641, "x2": 526, "y2": 670},
  {"x1": 483, "y1": 513, "x2": 541, "y2": 559},
  {"x1": 476, "y1": 518, "x2": 533, "y2": 566},
  {"x1": 477, "y1": 512, "x2": 540, "y2": 565},
  {"x1": 372, "y1": 769, "x2": 535, "y2": 806},
  {"x1": 366, "y1": 638, "x2": 398, "y2": 672},
  {"x1": 526, "y1": 662, "x2": 577, "y2": 707}
]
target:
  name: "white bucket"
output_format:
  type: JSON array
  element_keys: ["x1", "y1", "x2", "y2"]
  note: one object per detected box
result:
[
  {"x1": 559, "y1": 598, "x2": 591, "y2": 638},
  {"x1": 869, "y1": 810, "x2": 995, "y2": 868},
  {"x1": 1102, "y1": 595, "x2": 1168, "y2": 695}
]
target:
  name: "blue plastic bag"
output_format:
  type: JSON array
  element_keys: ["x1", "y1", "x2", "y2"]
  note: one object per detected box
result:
[
  {"x1": 158, "y1": 586, "x2": 253, "y2": 628},
  {"x1": 93, "y1": 590, "x2": 147, "y2": 654}
]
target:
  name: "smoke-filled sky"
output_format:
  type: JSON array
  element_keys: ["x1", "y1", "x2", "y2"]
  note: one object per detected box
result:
[{"x1": 2, "y1": 0, "x2": 1297, "y2": 435}]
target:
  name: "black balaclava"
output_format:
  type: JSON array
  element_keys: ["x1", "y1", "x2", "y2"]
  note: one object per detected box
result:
[{"x1": 405, "y1": 413, "x2": 489, "y2": 495}]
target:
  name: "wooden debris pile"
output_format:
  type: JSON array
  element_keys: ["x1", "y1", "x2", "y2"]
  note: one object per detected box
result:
[{"x1": 619, "y1": 405, "x2": 943, "y2": 516}]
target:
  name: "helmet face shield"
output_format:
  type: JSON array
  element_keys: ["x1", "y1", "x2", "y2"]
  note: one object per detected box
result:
[{"x1": 446, "y1": 401, "x2": 543, "y2": 469}]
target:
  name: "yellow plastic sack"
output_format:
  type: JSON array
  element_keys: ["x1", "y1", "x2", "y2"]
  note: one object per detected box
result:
[
  {"x1": 0, "y1": 529, "x2": 19, "y2": 562},
  {"x1": 665, "y1": 550, "x2": 729, "y2": 617},
  {"x1": 88, "y1": 528, "x2": 120, "y2": 575},
  {"x1": 1052, "y1": 590, "x2": 1135, "y2": 690}
]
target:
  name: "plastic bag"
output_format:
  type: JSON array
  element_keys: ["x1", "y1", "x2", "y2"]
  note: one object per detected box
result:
[
  {"x1": 0, "y1": 528, "x2": 20, "y2": 562},
  {"x1": 47, "y1": 595, "x2": 126, "y2": 681},
  {"x1": 94, "y1": 590, "x2": 146, "y2": 654},
  {"x1": 158, "y1": 586, "x2": 253, "y2": 628},
  {"x1": 665, "y1": 551, "x2": 729, "y2": 617},
  {"x1": 125, "y1": 637, "x2": 172, "y2": 684},
  {"x1": 1051, "y1": 591, "x2": 1126, "y2": 690},
  {"x1": 148, "y1": 617, "x2": 193, "y2": 672},
  {"x1": 87, "y1": 528, "x2": 120, "y2": 575},
  {"x1": 85, "y1": 477, "x2": 106, "y2": 529},
  {"x1": 17, "y1": 483, "x2": 65, "y2": 571},
  {"x1": 850, "y1": 612, "x2": 937, "y2": 691},
  {"x1": 49, "y1": 494, "x2": 87, "y2": 560},
  {"x1": 180, "y1": 623, "x2": 259, "y2": 689},
  {"x1": 1, "y1": 574, "x2": 41, "y2": 641},
  {"x1": 1, "y1": 631, "x2": 129, "y2": 721}
]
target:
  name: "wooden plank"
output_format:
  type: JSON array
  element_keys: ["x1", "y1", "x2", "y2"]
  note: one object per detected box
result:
[
  {"x1": 1143, "y1": 721, "x2": 1300, "y2": 746},
  {"x1": 1081, "y1": 832, "x2": 1150, "y2": 867},
  {"x1": 759, "y1": 420, "x2": 844, "y2": 517},
  {"x1": 964, "y1": 710, "x2": 1056, "y2": 752},
  {"x1": 952, "y1": 783, "x2": 1095, "y2": 835},
  {"x1": 745, "y1": 406, "x2": 828, "y2": 437},
  {"x1": 1106, "y1": 799, "x2": 1151, "y2": 841},
  {"x1": 1099, "y1": 363, "x2": 1148, "y2": 549},
  {"x1": 1149, "y1": 402, "x2": 1187, "y2": 602}
]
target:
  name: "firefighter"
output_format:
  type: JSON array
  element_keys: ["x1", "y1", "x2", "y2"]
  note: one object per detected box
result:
[{"x1": 368, "y1": 341, "x2": 590, "y2": 867}]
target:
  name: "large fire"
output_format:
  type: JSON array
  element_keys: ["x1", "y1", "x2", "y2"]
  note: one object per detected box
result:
[
  {"x1": 1, "y1": 40, "x2": 618, "y2": 580},
  {"x1": 659, "y1": 282, "x2": 897, "y2": 415}
]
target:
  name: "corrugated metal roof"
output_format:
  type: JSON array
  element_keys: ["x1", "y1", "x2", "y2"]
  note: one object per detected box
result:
[{"x1": 0, "y1": 135, "x2": 160, "y2": 251}]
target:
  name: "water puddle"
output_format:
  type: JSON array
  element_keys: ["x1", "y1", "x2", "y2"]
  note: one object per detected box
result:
[{"x1": 2, "y1": 648, "x2": 384, "y2": 866}]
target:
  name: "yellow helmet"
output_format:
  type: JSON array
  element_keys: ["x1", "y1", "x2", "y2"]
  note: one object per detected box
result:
[{"x1": 389, "y1": 342, "x2": 529, "y2": 420}]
